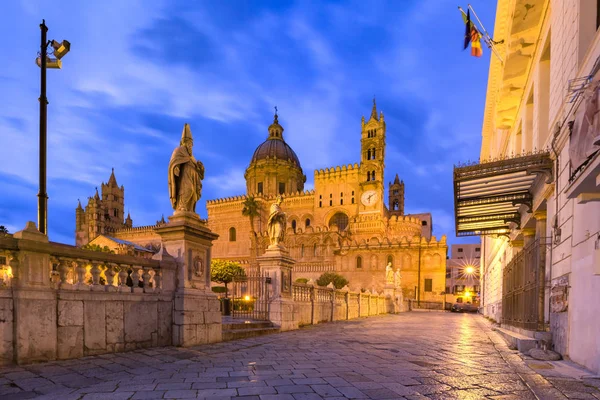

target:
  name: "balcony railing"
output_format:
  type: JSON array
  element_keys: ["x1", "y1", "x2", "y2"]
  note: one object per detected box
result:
[{"x1": 502, "y1": 238, "x2": 549, "y2": 331}]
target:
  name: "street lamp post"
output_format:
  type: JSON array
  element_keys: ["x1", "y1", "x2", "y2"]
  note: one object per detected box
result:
[{"x1": 36, "y1": 20, "x2": 70, "y2": 235}]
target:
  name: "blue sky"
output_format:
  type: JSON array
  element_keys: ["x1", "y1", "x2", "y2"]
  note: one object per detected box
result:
[{"x1": 0, "y1": 0, "x2": 496, "y2": 247}]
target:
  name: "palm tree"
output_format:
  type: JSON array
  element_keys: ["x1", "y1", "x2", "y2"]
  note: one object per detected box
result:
[
  {"x1": 242, "y1": 196, "x2": 261, "y2": 257},
  {"x1": 0, "y1": 225, "x2": 8, "y2": 235}
]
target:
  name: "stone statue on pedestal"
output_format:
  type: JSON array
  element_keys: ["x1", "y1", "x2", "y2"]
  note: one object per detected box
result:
[
  {"x1": 267, "y1": 195, "x2": 286, "y2": 248},
  {"x1": 394, "y1": 268, "x2": 402, "y2": 288},
  {"x1": 385, "y1": 262, "x2": 394, "y2": 284},
  {"x1": 168, "y1": 124, "x2": 205, "y2": 213}
]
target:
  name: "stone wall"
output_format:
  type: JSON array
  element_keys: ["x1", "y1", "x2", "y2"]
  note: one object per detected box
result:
[{"x1": 0, "y1": 221, "x2": 221, "y2": 366}]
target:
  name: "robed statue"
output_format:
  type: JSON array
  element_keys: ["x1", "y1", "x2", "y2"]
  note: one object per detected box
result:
[
  {"x1": 267, "y1": 195, "x2": 286, "y2": 247},
  {"x1": 385, "y1": 262, "x2": 394, "y2": 284},
  {"x1": 168, "y1": 124, "x2": 204, "y2": 213},
  {"x1": 394, "y1": 268, "x2": 402, "y2": 288}
]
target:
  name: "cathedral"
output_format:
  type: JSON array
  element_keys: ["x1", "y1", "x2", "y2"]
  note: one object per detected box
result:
[{"x1": 75, "y1": 101, "x2": 447, "y2": 300}]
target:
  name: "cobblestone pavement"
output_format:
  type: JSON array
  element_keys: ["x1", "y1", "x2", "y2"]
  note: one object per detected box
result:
[{"x1": 1, "y1": 312, "x2": 599, "y2": 399}]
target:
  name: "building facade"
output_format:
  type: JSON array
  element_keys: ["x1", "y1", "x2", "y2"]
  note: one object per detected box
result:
[
  {"x1": 445, "y1": 243, "x2": 481, "y2": 304},
  {"x1": 77, "y1": 102, "x2": 448, "y2": 301},
  {"x1": 206, "y1": 102, "x2": 447, "y2": 299},
  {"x1": 454, "y1": 0, "x2": 600, "y2": 374}
]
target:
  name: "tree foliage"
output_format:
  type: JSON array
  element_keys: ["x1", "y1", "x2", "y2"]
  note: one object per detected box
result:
[
  {"x1": 316, "y1": 272, "x2": 349, "y2": 289},
  {"x1": 241, "y1": 196, "x2": 260, "y2": 233},
  {"x1": 0, "y1": 225, "x2": 8, "y2": 235},
  {"x1": 81, "y1": 243, "x2": 114, "y2": 253},
  {"x1": 211, "y1": 260, "x2": 245, "y2": 298}
]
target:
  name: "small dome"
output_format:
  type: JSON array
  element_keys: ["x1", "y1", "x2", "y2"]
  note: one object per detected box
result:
[
  {"x1": 250, "y1": 140, "x2": 302, "y2": 167},
  {"x1": 249, "y1": 112, "x2": 302, "y2": 168}
]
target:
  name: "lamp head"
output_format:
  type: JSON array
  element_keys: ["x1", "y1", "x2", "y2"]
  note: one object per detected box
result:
[
  {"x1": 51, "y1": 40, "x2": 70, "y2": 59},
  {"x1": 36, "y1": 56, "x2": 62, "y2": 69}
]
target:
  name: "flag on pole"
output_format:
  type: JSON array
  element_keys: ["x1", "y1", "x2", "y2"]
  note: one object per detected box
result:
[{"x1": 461, "y1": 8, "x2": 483, "y2": 57}]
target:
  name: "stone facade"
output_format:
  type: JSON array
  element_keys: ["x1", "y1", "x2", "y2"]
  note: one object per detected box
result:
[
  {"x1": 75, "y1": 169, "x2": 133, "y2": 247},
  {"x1": 74, "y1": 102, "x2": 448, "y2": 301},
  {"x1": 478, "y1": 0, "x2": 600, "y2": 375},
  {"x1": 445, "y1": 243, "x2": 481, "y2": 304},
  {"x1": 207, "y1": 103, "x2": 447, "y2": 300}
]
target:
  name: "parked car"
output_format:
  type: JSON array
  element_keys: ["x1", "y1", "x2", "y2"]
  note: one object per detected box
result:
[{"x1": 450, "y1": 302, "x2": 478, "y2": 313}]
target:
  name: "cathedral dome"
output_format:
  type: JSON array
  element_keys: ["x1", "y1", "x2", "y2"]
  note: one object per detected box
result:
[
  {"x1": 249, "y1": 113, "x2": 301, "y2": 168},
  {"x1": 250, "y1": 138, "x2": 302, "y2": 167},
  {"x1": 245, "y1": 111, "x2": 306, "y2": 196}
]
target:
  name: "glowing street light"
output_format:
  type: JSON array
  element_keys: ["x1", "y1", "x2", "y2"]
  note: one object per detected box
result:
[
  {"x1": 244, "y1": 295, "x2": 251, "y2": 301},
  {"x1": 464, "y1": 266, "x2": 475, "y2": 275}
]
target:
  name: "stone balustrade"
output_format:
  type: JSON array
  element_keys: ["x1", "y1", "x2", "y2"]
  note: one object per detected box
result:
[
  {"x1": 291, "y1": 282, "x2": 392, "y2": 326},
  {"x1": 0, "y1": 221, "x2": 216, "y2": 366}
]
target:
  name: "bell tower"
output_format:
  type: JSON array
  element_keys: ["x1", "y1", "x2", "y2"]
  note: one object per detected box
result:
[
  {"x1": 388, "y1": 174, "x2": 405, "y2": 216},
  {"x1": 359, "y1": 98, "x2": 386, "y2": 213}
]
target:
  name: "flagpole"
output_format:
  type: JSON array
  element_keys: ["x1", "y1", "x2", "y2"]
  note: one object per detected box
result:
[{"x1": 459, "y1": 6, "x2": 504, "y2": 64}]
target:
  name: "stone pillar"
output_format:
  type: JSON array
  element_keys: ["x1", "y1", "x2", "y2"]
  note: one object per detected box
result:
[
  {"x1": 383, "y1": 284, "x2": 400, "y2": 313},
  {"x1": 155, "y1": 213, "x2": 221, "y2": 346},
  {"x1": 533, "y1": 211, "x2": 547, "y2": 241},
  {"x1": 256, "y1": 245, "x2": 297, "y2": 331},
  {"x1": 12, "y1": 221, "x2": 57, "y2": 364},
  {"x1": 522, "y1": 228, "x2": 536, "y2": 249}
]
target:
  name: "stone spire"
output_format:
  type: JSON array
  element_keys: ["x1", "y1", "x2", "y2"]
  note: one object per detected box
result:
[
  {"x1": 370, "y1": 97, "x2": 378, "y2": 121},
  {"x1": 94, "y1": 187, "x2": 100, "y2": 200},
  {"x1": 180, "y1": 123, "x2": 193, "y2": 144},
  {"x1": 107, "y1": 167, "x2": 118, "y2": 187},
  {"x1": 77, "y1": 199, "x2": 83, "y2": 210},
  {"x1": 393, "y1": 173, "x2": 400, "y2": 185}
]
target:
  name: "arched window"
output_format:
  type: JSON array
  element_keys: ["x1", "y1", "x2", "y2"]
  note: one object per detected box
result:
[
  {"x1": 291, "y1": 220, "x2": 297, "y2": 233},
  {"x1": 301, "y1": 244, "x2": 305, "y2": 257},
  {"x1": 305, "y1": 218, "x2": 311, "y2": 227},
  {"x1": 367, "y1": 149, "x2": 371, "y2": 159},
  {"x1": 387, "y1": 255, "x2": 393, "y2": 266},
  {"x1": 393, "y1": 200, "x2": 399, "y2": 210},
  {"x1": 356, "y1": 256, "x2": 362, "y2": 269},
  {"x1": 370, "y1": 148, "x2": 376, "y2": 160},
  {"x1": 228, "y1": 227, "x2": 236, "y2": 242},
  {"x1": 373, "y1": 129, "x2": 377, "y2": 136},
  {"x1": 329, "y1": 212, "x2": 349, "y2": 231},
  {"x1": 367, "y1": 173, "x2": 371, "y2": 181},
  {"x1": 313, "y1": 243, "x2": 317, "y2": 256}
]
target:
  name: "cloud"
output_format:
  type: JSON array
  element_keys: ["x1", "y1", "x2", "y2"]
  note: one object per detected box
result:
[{"x1": 204, "y1": 168, "x2": 247, "y2": 197}]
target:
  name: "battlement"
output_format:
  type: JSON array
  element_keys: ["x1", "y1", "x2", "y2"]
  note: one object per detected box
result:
[
  {"x1": 206, "y1": 190, "x2": 316, "y2": 205},
  {"x1": 314, "y1": 163, "x2": 360, "y2": 179},
  {"x1": 114, "y1": 220, "x2": 188, "y2": 234},
  {"x1": 386, "y1": 215, "x2": 422, "y2": 225}
]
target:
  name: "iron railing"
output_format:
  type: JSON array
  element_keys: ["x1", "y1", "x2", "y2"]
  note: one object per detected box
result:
[
  {"x1": 230, "y1": 271, "x2": 270, "y2": 321},
  {"x1": 502, "y1": 238, "x2": 549, "y2": 331}
]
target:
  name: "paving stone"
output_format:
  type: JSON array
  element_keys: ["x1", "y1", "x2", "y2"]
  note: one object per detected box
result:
[
  {"x1": 164, "y1": 389, "x2": 198, "y2": 398},
  {"x1": 131, "y1": 392, "x2": 166, "y2": 399}
]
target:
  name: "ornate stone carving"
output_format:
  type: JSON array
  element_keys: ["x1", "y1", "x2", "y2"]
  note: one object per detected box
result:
[
  {"x1": 267, "y1": 195, "x2": 287, "y2": 248},
  {"x1": 394, "y1": 268, "x2": 402, "y2": 288},
  {"x1": 385, "y1": 262, "x2": 394, "y2": 284},
  {"x1": 193, "y1": 255, "x2": 203, "y2": 278},
  {"x1": 168, "y1": 124, "x2": 205, "y2": 213}
]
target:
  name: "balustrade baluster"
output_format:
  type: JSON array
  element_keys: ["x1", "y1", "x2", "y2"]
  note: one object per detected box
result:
[
  {"x1": 58, "y1": 258, "x2": 74, "y2": 290},
  {"x1": 118, "y1": 264, "x2": 130, "y2": 292},
  {"x1": 131, "y1": 266, "x2": 143, "y2": 293},
  {"x1": 105, "y1": 263, "x2": 118, "y2": 292},
  {"x1": 75, "y1": 260, "x2": 88, "y2": 290},
  {"x1": 153, "y1": 271, "x2": 162, "y2": 292},
  {"x1": 142, "y1": 268, "x2": 152, "y2": 293},
  {"x1": 90, "y1": 261, "x2": 103, "y2": 290}
]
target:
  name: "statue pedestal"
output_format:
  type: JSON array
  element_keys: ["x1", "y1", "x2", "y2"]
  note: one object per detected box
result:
[
  {"x1": 257, "y1": 245, "x2": 297, "y2": 331},
  {"x1": 384, "y1": 284, "x2": 403, "y2": 314},
  {"x1": 155, "y1": 212, "x2": 221, "y2": 346}
]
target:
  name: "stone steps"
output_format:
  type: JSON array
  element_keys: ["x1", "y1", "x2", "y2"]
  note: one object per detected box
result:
[{"x1": 222, "y1": 321, "x2": 280, "y2": 342}]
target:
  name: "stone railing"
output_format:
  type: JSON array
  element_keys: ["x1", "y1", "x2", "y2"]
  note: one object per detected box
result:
[
  {"x1": 0, "y1": 221, "x2": 220, "y2": 366},
  {"x1": 291, "y1": 282, "x2": 393, "y2": 326}
]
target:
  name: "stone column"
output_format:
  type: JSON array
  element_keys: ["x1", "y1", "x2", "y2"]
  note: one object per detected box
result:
[
  {"x1": 12, "y1": 221, "x2": 57, "y2": 364},
  {"x1": 256, "y1": 245, "x2": 297, "y2": 331},
  {"x1": 155, "y1": 213, "x2": 221, "y2": 346},
  {"x1": 522, "y1": 228, "x2": 536, "y2": 249}
]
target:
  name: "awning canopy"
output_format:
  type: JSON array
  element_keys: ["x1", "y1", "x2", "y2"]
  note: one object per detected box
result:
[{"x1": 453, "y1": 152, "x2": 553, "y2": 237}]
